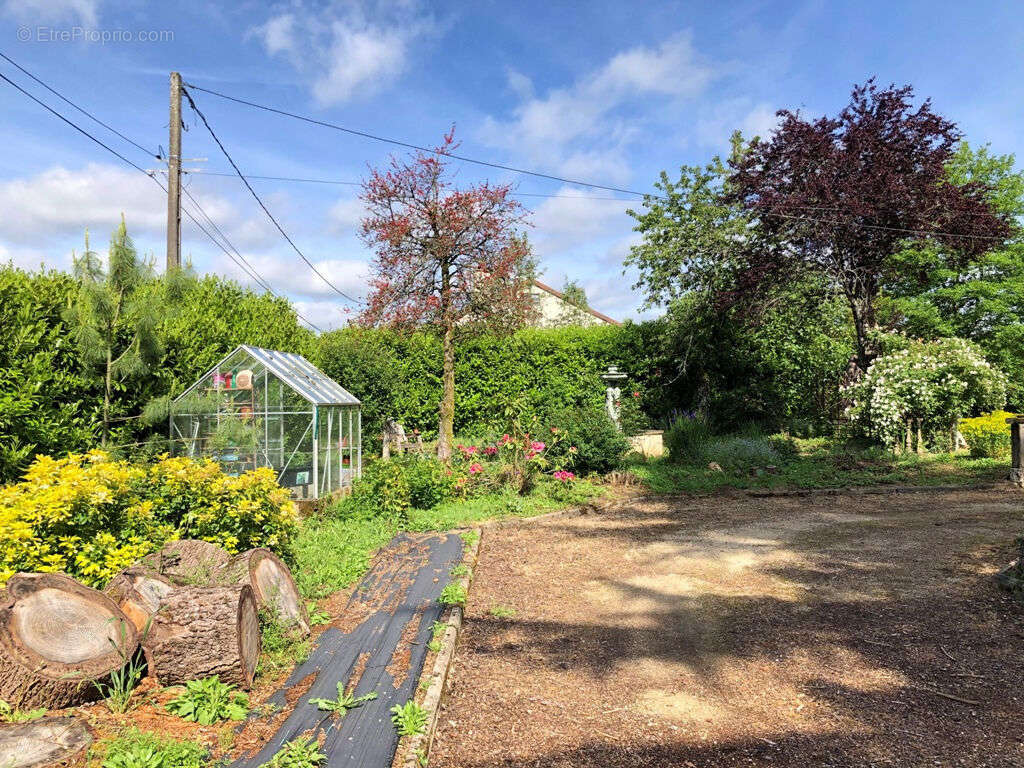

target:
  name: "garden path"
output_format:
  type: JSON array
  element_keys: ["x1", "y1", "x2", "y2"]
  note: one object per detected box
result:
[{"x1": 230, "y1": 532, "x2": 463, "y2": 768}]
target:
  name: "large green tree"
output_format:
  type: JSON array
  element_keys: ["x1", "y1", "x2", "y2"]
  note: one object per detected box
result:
[{"x1": 881, "y1": 142, "x2": 1024, "y2": 406}]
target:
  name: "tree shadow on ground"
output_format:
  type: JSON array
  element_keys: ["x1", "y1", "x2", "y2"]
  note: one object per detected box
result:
[{"x1": 442, "y1": 494, "x2": 1024, "y2": 767}]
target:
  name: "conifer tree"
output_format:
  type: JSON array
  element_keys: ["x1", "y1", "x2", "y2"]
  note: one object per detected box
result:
[{"x1": 65, "y1": 216, "x2": 165, "y2": 447}]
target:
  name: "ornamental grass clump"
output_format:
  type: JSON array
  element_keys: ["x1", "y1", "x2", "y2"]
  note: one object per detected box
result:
[
  {"x1": 843, "y1": 337, "x2": 1006, "y2": 452},
  {"x1": 0, "y1": 450, "x2": 298, "y2": 588}
]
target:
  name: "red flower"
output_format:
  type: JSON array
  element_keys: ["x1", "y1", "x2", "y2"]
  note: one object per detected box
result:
[{"x1": 468, "y1": 462, "x2": 484, "y2": 474}]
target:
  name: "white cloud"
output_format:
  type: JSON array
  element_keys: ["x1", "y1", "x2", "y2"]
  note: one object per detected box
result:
[
  {"x1": 696, "y1": 99, "x2": 780, "y2": 147},
  {"x1": 0, "y1": 164, "x2": 165, "y2": 245},
  {"x1": 251, "y1": 1, "x2": 434, "y2": 106},
  {"x1": 326, "y1": 196, "x2": 367, "y2": 235},
  {"x1": 3, "y1": 0, "x2": 99, "y2": 26},
  {"x1": 479, "y1": 32, "x2": 714, "y2": 180},
  {"x1": 529, "y1": 187, "x2": 634, "y2": 253}
]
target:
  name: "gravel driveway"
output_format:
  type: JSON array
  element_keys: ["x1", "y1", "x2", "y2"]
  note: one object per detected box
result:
[{"x1": 431, "y1": 489, "x2": 1024, "y2": 767}]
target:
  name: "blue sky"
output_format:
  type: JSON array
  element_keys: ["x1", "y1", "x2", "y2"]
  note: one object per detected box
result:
[{"x1": 1, "y1": 0, "x2": 1022, "y2": 329}]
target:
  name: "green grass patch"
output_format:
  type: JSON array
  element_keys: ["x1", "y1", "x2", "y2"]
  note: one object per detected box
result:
[
  {"x1": 631, "y1": 436, "x2": 1007, "y2": 494},
  {"x1": 292, "y1": 480, "x2": 602, "y2": 600}
]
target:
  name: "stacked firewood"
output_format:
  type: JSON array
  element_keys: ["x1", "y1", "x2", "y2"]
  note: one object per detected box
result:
[{"x1": 0, "y1": 540, "x2": 308, "y2": 761}]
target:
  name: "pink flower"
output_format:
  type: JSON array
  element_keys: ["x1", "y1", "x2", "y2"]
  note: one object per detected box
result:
[
  {"x1": 468, "y1": 462, "x2": 484, "y2": 474},
  {"x1": 524, "y1": 449, "x2": 538, "y2": 459},
  {"x1": 499, "y1": 434, "x2": 510, "y2": 445},
  {"x1": 552, "y1": 470, "x2": 576, "y2": 482},
  {"x1": 550, "y1": 427, "x2": 559, "y2": 434},
  {"x1": 632, "y1": 391, "x2": 641, "y2": 398},
  {"x1": 530, "y1": 441, "x2": 545, "y2": 452},
  {"x1": 484, "y1": 445, "x2": 498, "y2": 456}
]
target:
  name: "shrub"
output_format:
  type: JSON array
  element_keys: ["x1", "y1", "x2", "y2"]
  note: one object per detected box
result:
[
  {"x1": 664, "y1": 416, "x2": 713, "y2": 464},
  {"x1": 548, "y1": 406, "x2": 629, "y2": 475},
  {"x1": 396, "y1": 455, "x2": 458, "y2": 509},
  {"x1": 704, "y1": 436, "x2": 782, "y2": 470},
  {"x1": 844, "y1": 336, "x2": 1006, "y2": 450},
  {"x1": 0, "y1": 451, "x2": 298, "y2": 588},
  {"x1": 960, "y1": 411, "x2": 1015, "y2": 458},
  {"x1": 347, "y1": 459, "x2": 411, "y2": 521},
  {"x1": 100, "y1": 729, "x2": 205, "y2": 768}
]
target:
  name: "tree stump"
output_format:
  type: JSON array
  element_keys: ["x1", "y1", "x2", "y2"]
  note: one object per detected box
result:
[
  {"x1": 0, "y1": 574, "x2": 138, "y2": 709},
  {"x1": 104, "y1": 567, "x2": 176, "y2": 634},
  {"x1": 0, "y1": 716, "x2": 92, "y2": 767},
  {"x1": 145, "y1": 585, "x2": 259, "y2": 689},
  {"x1": 136, "y1": 539, "x2": 231, "y2": 585},
  {"x1": 219, "y1": 549, "x2": 310, "y2": 636}
]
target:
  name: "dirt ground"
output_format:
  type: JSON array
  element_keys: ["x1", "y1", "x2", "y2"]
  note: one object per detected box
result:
[{"x1": 431, "y1": 488, "x2": 1024, "y2": 768}]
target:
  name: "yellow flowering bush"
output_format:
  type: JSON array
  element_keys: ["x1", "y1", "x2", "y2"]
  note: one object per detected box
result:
[
  {"x1": 959, "y1": 411, "x2": 1016, "y2": 458},
  {"x1": 0, "y1": 451, "x2": 298, "y2": 588}
]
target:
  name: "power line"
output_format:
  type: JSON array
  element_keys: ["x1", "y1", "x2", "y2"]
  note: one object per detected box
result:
[
  {"x1": 189, "y1": 169, "x2": 638, "y2": 201},
  {"x1": 183, "y1": 80, "x2": 651, "y2": 198},
  {"x1": 182, "y1": 86, "x2": 362, "y2": 305},
  {"x1": 0, "y1": 70, "x2": 154, "y2": 176},
  {"x1": 0, "y1": 68, "x2": 325, "y2": 332},
  {"x1": 0, "y1": 50, "x2": 158, "y2": 158}
]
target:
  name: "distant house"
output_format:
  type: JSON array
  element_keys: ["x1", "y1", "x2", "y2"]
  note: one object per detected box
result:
[{"x1": 528, "y1": 279, "x2": 621, "y2": 328}]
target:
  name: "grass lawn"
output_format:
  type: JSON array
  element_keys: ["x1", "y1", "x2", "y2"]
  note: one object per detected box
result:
[
  {"x1": 292, "y1": 480, "x2": 603, "y2": 599},
  {"x1": 627, "y1": 436, "x2": 1008, "y2": 494}
]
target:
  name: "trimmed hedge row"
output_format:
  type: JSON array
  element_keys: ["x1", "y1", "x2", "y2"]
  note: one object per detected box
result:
[{"x1": 312, "y1": 324, "x2": 666, "y2": 449}]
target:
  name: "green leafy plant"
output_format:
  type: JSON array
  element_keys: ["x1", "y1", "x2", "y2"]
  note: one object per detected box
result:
[
  {"x1": 100, "y1": 728, "x2": 205, "y2": 768},
  {"x1": 439, "y1": 583, "x2": 467, "y2": 607},
  {"x1": 390, "y1": 700, "x2": 429, "y2": 737},
  {"x1": 0, "y1": 700, "x2": 45, "y2": 723},
  {"x1": 449, "y1": 564, "x2": 468, "y2": 578},
  {"x1": 548, "y1": 405, "x2": 630, "y2": 475},
  {"x1": 259, "y1": 608, "x2": 311, "y2": 676},
  {"x1": 265, "y1": 737, "x2": 327, "y2": 768},
  {"x1": 165, "y1": 676, "x2": 249, "y2": 725},
  {"x1": 307, "y1": 602, "x2": 330, "y2": 626},
  {"x1": 94, "y1": 620, "x2": 146, "y2": 714},
  {"x1": 488, "y1": 604, "x2": 516, "y2": 619},
  {"x1": 458, "y1": 530, "x2": 479, "y2": 547},
  {"x1": 308, "y1": 683, "x2": 377, "y2": 717}
]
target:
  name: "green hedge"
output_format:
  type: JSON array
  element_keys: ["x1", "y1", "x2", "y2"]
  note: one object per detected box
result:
[{"x1": 312, "y1": 324, "x2": 665, "y2": 449}]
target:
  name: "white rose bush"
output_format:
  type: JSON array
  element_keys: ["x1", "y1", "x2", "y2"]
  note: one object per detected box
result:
[{"x1": 844, "y1": 337, "x2": 1007, "y2": 451}]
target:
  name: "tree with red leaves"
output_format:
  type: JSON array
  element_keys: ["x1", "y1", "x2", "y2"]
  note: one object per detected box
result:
[
  {"x1": 359, "y1": 131, "x2": 537, "y2": 459},
  {"x1": 728, "y1": 80, "x2": 1011, "y2": 371}
]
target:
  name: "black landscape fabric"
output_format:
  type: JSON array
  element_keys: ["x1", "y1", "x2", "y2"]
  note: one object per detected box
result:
[{"x1": 230, "y1": 532, "x2": 464, "y2": 768}]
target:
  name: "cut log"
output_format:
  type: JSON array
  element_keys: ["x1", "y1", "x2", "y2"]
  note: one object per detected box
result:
[
  {"x1": 145, "y1": 585, "x2": 259, "y2": 689},
  {"x1": 0, "y1": 716, "x2": 92, "y2": 768},
  {"x1": 136, "y1": 539, "x2": 231, "y2": 585},
  {"x1": 219, "y1": 549, "x2": 310, "y2": 636},
  {"x1": 104, "y1": 567, "x2": 176, "y2": 634},
  {"x1": 0, "y1": 573, "x2": 138, "y2": 709}
]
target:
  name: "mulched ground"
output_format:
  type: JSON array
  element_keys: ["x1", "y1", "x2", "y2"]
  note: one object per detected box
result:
[{"x1": 431, "y1": 488, "x2": 1024, "y2": 768}]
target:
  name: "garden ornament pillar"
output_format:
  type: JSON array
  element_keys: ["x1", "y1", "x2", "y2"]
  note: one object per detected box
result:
[
  {"x1": 601, "y1": 365, "x2": 628, "y2": 430},
  {"x1": 1008, "y1": 417, "x2": 1024, "y2": 487}
]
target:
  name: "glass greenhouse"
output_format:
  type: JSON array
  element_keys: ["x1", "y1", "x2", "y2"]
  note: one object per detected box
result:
[{"x1": 169, "y1": 345, "x2": 361, "y2": 500}]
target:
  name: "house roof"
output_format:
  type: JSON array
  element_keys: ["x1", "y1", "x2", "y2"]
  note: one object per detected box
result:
[
  {"x1": 175, "y1": 345, "x2": 360, "y2": 406},
  {"x1": 531, "y1": 280, "x2": 622, "y2": 326}
]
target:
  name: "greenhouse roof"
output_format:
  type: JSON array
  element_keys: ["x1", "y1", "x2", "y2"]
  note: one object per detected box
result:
[{"x1": 177, "y1": 345, "x2": 361, "y2": 406}]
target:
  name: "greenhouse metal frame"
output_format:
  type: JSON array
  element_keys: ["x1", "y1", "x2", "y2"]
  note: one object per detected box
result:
[{"x1": 169, "y1": 345, "x2": 361, "y2": 500}]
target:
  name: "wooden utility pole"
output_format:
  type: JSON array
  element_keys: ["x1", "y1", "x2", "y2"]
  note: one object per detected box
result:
[{"x1": 166, "y1": 71, "x2": 182, "y2": 271}]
